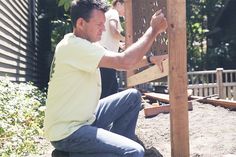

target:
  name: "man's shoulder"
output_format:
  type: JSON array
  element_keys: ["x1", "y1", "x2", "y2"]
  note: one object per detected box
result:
[{"x1": 59, "y1": 33, "x2": 92, "y2": 47}]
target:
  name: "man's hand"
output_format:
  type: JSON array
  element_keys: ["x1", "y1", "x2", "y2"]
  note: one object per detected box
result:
[
  {"x1": 150, "y1": 10, "x2": 168, "y2": 35},
  {"x1": 151, "y1": 54, "x2": 168, "y2": 72}
]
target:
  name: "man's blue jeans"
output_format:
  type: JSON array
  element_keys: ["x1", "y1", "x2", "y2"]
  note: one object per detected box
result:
[{"x1": 51, "y1": 89, "x2": 144, "y2": 157}]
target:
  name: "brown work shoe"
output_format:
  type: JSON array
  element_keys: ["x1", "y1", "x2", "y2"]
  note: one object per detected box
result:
[
  {"x1": 144, "y1": 147, "x2": 163, "y2": 157},
  {"x1": 51, "y1": 149, "x2": 69, "y2": 157}
]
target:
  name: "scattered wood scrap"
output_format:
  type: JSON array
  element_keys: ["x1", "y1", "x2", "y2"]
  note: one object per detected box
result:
[
  {"x1": 144, "y1": 92, "x2": 236, "y2": 112},
  {"x1": 143, "y1": 91, "x2": 193, "y2": 117},
  {"x1": 144, "y1": 101, "x2": 193, "y2": 117},
  {"x1": 144, "y1": 92, "x2": 169, "y2": 103},
  {"x1": 143, "y1": 89, "x2": 193, "y2": 104},
  {"x1": 190, "y1": 95, "x2": 236, "y2": 110}
]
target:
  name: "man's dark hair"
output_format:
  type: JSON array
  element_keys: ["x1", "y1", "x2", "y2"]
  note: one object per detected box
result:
[
  {"x1": 112, "y1": 0, "x2": 124, "y2": 7},
  {"x1": 70, "y1": 0, "x2": 108, "y2": 27}
]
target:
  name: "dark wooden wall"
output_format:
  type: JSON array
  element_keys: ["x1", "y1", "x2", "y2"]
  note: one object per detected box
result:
[
  {"x1": 128, "y1": 0, "x2": 168, "y2": 83},
  {"x1": 0, "y1": 0, "x2": 41, "y2": 86},
  {"x1": 132, "y1": 0, "x2": 168, "y2": 56}
]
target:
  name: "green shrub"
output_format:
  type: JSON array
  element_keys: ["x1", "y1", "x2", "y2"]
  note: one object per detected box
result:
[{"x1": 0, "y1": 78, "x2": 47, "y2": 156}]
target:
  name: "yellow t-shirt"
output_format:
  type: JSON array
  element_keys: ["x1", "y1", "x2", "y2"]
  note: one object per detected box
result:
[{"x1": 44, "y1": 33, "x2": 106, "y2": 141}]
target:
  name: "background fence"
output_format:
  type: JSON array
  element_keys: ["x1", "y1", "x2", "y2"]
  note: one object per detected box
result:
[{"x1": 188, "y1": 68, "x2": 236, "y2": 100}]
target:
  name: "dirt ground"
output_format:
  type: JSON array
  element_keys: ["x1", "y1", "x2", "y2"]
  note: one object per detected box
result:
[
  {"x1": 41, "y1": 101, "x2": 236, "y2": 157},
  {"x1": 136, "y1": 101, "x2": 236, "y2": 157}
]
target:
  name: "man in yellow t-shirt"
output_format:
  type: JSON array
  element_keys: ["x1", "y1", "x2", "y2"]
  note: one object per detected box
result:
[{"x1": 44, "y1": 0, "x2": 168, "y2": 157}]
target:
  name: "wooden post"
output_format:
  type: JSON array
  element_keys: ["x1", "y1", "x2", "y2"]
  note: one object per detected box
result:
[
  {"x1": 216, "y1": 68, "x2": 224, "y2": 99},
  {"x1": 124, "y1": 0, "x2": 133, "y2": 48},
  {"x1": 124, "y1": 0, "x2": 135, "y2": 79},
  {"x1": 167, "y1": 0, "x2": 190, "y2": 156}
]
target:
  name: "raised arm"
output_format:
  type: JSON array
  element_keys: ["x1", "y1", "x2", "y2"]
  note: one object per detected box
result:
[{"x1": 98, "y1": 10, "x2": 168, "y2": 71}]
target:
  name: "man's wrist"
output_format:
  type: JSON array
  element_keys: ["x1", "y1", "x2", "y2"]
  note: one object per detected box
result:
[
  {"x1": 147, "y1": 55, "x2": 152, "y2": 64},
  {"x1": 146, "y1": 53, "x2": 154, "y2": 65}
]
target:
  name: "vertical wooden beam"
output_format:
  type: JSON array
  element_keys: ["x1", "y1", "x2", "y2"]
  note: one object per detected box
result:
[
  {"x1": 167, "y1": 0, "x2": 190, "y2": 157},
  {"x1": 124, "y1": 0, "x2": 135, "y2": 79},
  {"x1": 124, "y1": 0, "x2": 133, "y2": 47}
]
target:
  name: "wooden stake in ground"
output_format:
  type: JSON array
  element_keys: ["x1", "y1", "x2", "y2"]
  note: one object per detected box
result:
[{"x1": 167, "y1": 0, "x2": 190, "y2": 156}]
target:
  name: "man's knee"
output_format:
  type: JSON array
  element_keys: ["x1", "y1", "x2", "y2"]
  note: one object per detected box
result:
[{"x1": 127, "y1": 88, "x2": 142, "y2": 104}]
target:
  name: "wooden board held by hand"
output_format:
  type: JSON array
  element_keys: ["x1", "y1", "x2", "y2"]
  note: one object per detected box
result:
[{"x1": 127, "y1": 59, "x2": 168, "y2": 87}]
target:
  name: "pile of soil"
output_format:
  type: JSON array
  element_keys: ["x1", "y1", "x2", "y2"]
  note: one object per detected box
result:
[{"x1": 136, "y1": 101, "x2": 236, "y2": 157}]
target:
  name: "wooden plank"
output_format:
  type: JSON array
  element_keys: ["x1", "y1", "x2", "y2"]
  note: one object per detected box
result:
[
  {"x1": 145, "y1": 92, "x2": 236, "y2": 110},
  {"x1": 144, "y1": 90, "x2": 192, "y2": 104},
  {"x1": 144, "y1": 104, "x2": 169, "y2": 117},
  {"x1": 144, "y1": 92, "x2": 170, "y2": 103},
  {"x1": 127, "y1": 59, "x2": 168, "y2": 87},
  {"x1": 190, "y1": 95, "x2": 236, "y2": 110},
  {"x1": 167, "y1": 0, "x2": 189, "y2": 156},
  {"x1": 144, "y1": 102, "x2": 193, "y2": 117}
]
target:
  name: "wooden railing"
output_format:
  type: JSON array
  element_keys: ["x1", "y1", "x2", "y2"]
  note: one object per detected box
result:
[{"x1": 188, "y1": 68, "x2": 236, "y2": 100}]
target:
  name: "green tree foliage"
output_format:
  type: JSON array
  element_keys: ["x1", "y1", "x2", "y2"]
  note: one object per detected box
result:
[
  {"x1": 51, "y1": 14, "x2": 72, "y2": 53},
  {"x1": 58, "y1": 0, "x2": 73, "y2": 11},
  {"x1": 48, "y1": 4, "x2": 71, "y2": 53},
  {"x1": 186, "y1": 0, "x2": 226, "y2": 71}
]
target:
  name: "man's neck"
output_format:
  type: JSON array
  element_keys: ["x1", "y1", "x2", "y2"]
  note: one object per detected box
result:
[{"x1": 73, "y1": 29, "x2": 90, "y2": 42}]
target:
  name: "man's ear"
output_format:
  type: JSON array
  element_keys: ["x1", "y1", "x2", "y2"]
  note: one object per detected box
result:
[{"x1": 76, "y1": 18, "x2": 85, "y2": 30}]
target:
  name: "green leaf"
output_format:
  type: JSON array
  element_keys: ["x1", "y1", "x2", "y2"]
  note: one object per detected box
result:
[
  {"x1": 58, "y1": 0, "x2": 66, "y2": 7},
  {"x1": 64, "y1": 2, "x2": 70, "y2": 11}
]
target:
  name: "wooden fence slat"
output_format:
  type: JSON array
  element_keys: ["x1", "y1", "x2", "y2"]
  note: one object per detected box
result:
[
  {"x1": 204, "y1": 86, "x2": 208, "y2": 96},
  {"x1": 223, "y1": 86, "x2": 227, "y2": 99},
  {"x1": 209, "y1": 86, "x2": 213, "y2": 95},
  {"x1": 199, "y1": 85, "x2": 203, "y2": 96},
  {"x1": 233, "y1": 86, "x2": 236, "y2": 100}
]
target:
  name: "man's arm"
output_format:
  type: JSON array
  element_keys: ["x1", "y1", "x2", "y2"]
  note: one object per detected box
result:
[
  {"x1": 109, "y1": 19, "x2": 125, "y2": 41},
  {"x1": 129, "y1": 54, "x2": 168, "y2": 71},
  {"x1": 98, "y1": 10, "x2": 167, "y2": 71}
]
